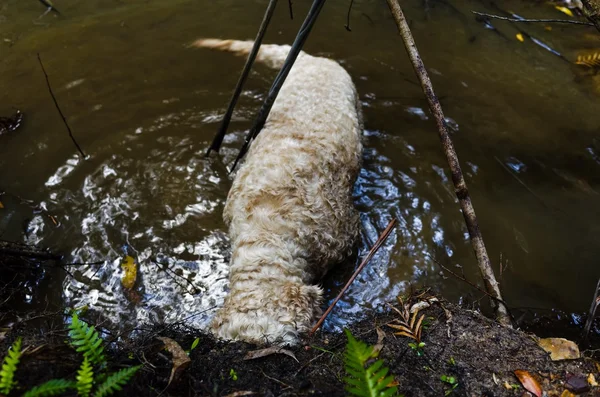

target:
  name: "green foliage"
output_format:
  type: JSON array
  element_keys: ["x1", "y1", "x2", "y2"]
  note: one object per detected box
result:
[
  {"x1": 94, "y1": 365, "x2": 141, "y2": 397},
  {"x1": 69, "y1": 313, "x2": 106, "y2": 366},
  {"x1": 0, "y1": 337, "x2": 22, "y2": 395},
  {"x1": 77, "y1": 357, "x2": 94, "y2": 397},
  {"x1": 0, "y1": 315, "x2": 140, "y2": 396},
  {"x1": 441, "y1": 374, "x2": 458, "y2": 396},
  {"x1": 22, "y1": 379, "x2": 75, "y2": 397},
  {"x1": 343, "y1": 329, "x2": 398, "y2": 397},
  {"x1": 229, "y1": 368, "x2": 238, "y2": 381}
]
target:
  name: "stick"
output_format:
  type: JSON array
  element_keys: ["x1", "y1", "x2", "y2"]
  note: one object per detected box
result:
[
  {"x1": 288, "y1": 0, "x2": 294, "y2": 19},
  {"x1": 37, "y1": 54, "x2": 87, "y2": 159},
  {"x1": 385, "y1": 0, "x2": 512, "y2": 327},
  {"x1": 345, "y1": 0, "x2": 354, "y2": 31},
  {"x1": 582, "y1": 277, "x2": 600, "y2": 345},
  {"x1": 309, "y1": 218, "x2": 398, "y2": 335},
  {"x1": 580, "y1": 0, "x2": 600, "y2": 34},
  {"x1": 230, "y1": 0, "x2": 327, "y2": 173},
  {"x1": 205, "y1": 0, "x2": 279, "y2": 156},
  {"x1": 472, "y1": 11, "x2": 594, "y2": 26}
]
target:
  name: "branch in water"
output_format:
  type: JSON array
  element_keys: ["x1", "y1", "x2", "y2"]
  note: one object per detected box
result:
[
  {"x1": 472, "y1": 11, "x2": 594, "y2": 26},
  {"x1": 37, "y1": 54, "x2": 87, "y2": 159},
  {"x1": 386, "y1": 0, "x2": 512, "y2": 327}
]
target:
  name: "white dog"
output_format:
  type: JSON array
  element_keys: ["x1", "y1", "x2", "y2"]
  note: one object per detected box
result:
[{"x1": 192, "y1": 38, "x2": 362, "y2": 345}]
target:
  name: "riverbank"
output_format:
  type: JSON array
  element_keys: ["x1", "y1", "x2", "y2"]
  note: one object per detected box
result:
[{"x1": 2, "y1": 295, "x2": 599, "y2": 396}]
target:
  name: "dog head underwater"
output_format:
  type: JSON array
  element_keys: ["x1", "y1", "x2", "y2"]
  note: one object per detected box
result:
[{"x1": 192, "y1": 38, "x2": 363, "y2": 346}]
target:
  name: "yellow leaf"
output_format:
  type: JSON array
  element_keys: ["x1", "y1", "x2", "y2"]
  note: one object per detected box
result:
[
  {"x1": 545, "y1": 26, "x2": 553, "y2": 31},
  {"x1": 555, "y1": 6, "x2": 574, "y2": 17},
  {"x1": 538, "y1": 337, "x2": 580, "y2": 361},
  {"x1": 516, "y1": 33, "x2": 525, "y2": 42},
  {"x1": 121, "y1": 255, "x2": 137, "y2": 290},
  {"x1": 589, "y1": 373, "x2": 598, "y2": 387}
]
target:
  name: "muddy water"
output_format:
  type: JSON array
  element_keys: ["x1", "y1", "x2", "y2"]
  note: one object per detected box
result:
[{"x1": 1, "y1": 0, "x2": 600, "y2": 332}]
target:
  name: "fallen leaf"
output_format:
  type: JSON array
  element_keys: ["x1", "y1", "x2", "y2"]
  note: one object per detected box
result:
[
  {"x1": 555, "y1": 6, "x2": 574, "y2": 16},
  {"x1": 222, "y1": 392, "x2": 256, "y2": 397},
  {"x1": 492, "y1": 373, "x2": 499, "y2": 386},
  {"x1": 516, "y1": 33, "x2": 525, "y2": 42},
  {"x1": 566, "y1": 374, "x2": 590, "y2": 393},
  {"x1": 503, "y1": 381, "x2": 513, "y2": 390},
  {"x1": 157, "y1": 336, "x2": 191, "y2": 387},
  {"x1": 409, "y1": 297, "x2": 439, "y2": 313},
  {"x1": 372, "y1": 327, "x2": 386, "y2": 356},
  {"x1": 121, "y1": 255, "x2": 138, "y2": 290},
  {"x1": 538, "y1": 338, "x2": 580, "y2": 361},
  {"x1": 588, "y1": 373, "x2": 598, "y2": 387},
  {"x1": 561, "y1": 390, "x2": 576, "y2": 397},
  {"x1": 576, "y1": 53, "x2": 600, "y2": 68},
  {"x1": 0, "y1": 201, "x2": 3, "y2": 209},
  {"x1": 244, "y1": 346, "x2": 298, "y2": 362},
  {"x1": 514, "y1": 370, "x2": 543, "y2": 397}
]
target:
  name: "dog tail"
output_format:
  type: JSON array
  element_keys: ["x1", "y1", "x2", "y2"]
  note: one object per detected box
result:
[{"x1": 190, "y1": 38, "x2": 296, "y2": 69}]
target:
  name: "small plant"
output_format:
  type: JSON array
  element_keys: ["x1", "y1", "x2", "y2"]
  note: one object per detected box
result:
[
  {"x1": 0, "y1": 337, "x2": 22, "y2": 395},
  {"x1": 441, "y1": 374, "x2": 458, "y2": 396},
  {"x1": 229, "y1": 368, "x2": 238, "y2": 381},
  {"x1": 448, "y1": 357, "x2": 456, "y2": 366},
  {"x1": 343, "y1": 329, "x2": 398, "y2": 397},
  {"x1": 0, "y1": 313, "x2": 141, "y2": 396},
  {"x1": 387, "y1": 296, "x2": 425, "y2": 356},
  {"x1": 186, "y1": 337, "x2": 200, "y2": 355}
]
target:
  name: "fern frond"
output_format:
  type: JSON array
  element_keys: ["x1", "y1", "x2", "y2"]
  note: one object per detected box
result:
[
  {"x1": 23, "y1": 379, "x2": 75, "y2": 397},
  {"x1": 68, "y1": 314, "x2": 105, "y2": 366},
  {"x1": 76, "y1": 357, "x2": 94, "y2": 397},
  {"x1": 576, "y1": 52, "x2": 600, "y2": 68},
  {"x1": 343, "y1": 330, "x2": 398, "y2": 397},
  {"x1": 93, "y1": 365, "x2": 141, "y2": 397},
  {"x1": 0, "y1": 337, "x2": 22, "y2": 395}
]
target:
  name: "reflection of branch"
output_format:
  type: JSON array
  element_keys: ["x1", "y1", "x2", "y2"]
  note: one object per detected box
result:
[
  {"x1": 345, "y1": 0, "x2": 354, "y2": 31},
  {"x1": 37, "y1": 54, "x2": 87, "y2": 158},
  {"x1": 310, "y1": 218, "x2": 398, "y2": 335},
  {"x1": 582, "y1": 277, "x2": 600, "y2": 345},
  {"x1": 472, "y1": 11, "x2": 594, "y2": 26}
]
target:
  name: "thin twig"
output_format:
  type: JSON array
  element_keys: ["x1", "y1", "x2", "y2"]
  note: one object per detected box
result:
[
  {"x1": 472, "y1": 11, "x2": 594, "y2": 26},
  {"x1": 205, "y1": 0, "x2": 279, "y2": 156},
  {"x1": 309, "y1": 218, "x2": 398, "y2": 335},
  {"x1": 288, "y1": 0, "x2": 294, "y2": 19},
  {"x1": 386, "y1": 0, "x2": 512, "y2": 327},
  {"x1": 345, "y1": 0, "x2": 354, "y2": 31},
  {"x1": 230, "y1": 0, "x2": 327, "y2": 173},
  {"x1": 578, "y1": 0, "x2": 600, "y2": 33},
  {"x1": 37, "y1": 54, "x2": 87, "y2": 158},
  {"x1": 582, "y1": 277, "x2": 600, "y2": 345}
]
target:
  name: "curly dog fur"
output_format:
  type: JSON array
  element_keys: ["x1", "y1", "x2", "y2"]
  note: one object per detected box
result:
[{"x1": 192, "y1": 38, "x2": 362, "y2": 345}]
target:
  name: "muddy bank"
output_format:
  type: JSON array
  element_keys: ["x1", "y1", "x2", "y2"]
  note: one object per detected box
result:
[{"x1": 2, "y1": 297, "x2": 600, "y2": 397}]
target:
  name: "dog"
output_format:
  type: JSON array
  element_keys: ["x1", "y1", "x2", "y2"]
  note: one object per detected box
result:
[{"x1": 192, "y1": 38, "x2": 363, "y2": 345}]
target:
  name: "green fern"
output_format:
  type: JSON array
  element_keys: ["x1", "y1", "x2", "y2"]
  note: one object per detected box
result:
[
  {"x1": 93, "y1": 365, "x2": 141, "y2": 397},
  {"x1": 68, "y1": 313, "x2": 105, "y2": 366},
  {"x1": 76, "y1": 357, "x2": 94, "y2": 397},
  {"x1": 0, "y1": 337, "x2": 22, "y2": 395},
  {"x1": 344, "y1": 329, "x2": 398, "y2": 397},
  {"x1": 22, "y1": 379, "x2": 75, "y2": 397}
]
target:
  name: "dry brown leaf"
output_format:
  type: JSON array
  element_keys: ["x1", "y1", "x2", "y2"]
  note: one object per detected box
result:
[
  {"x1": 244, "y1": 346, "x2": 298, "y2": 362},
  {"x1": 514, "y1": 369, "x2": 543, "y2": 397},
  {"x1": 503, "y1": 381, "x2": 513, "y2": 390},
  {"x1": 157, "y1": 336, "x2": 191, "y2": 387},
  {"x1": 538, "y1": 338, "x2": 580, "y2": 361},
  {"x1": 576, "y1": 52, "x2": 600, "y2": 68},
  {"x1": 0, "y1": 200, "x2": 4, "y2": 209},
  {"x1": 588, "y1": 373, "x2": 598, "y2": 387},
  {"x1": 372, "y1": 327, "x2": 386, "y2": 356}
]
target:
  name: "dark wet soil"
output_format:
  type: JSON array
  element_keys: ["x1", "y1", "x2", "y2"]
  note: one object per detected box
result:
[{"x1": 3, "y1": 296, "x2": 600, "y2": 397}]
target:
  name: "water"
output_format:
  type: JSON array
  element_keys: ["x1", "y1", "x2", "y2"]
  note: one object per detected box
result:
[{"x1": 1, "y1": 0, "x2": 600, "y2": 332}]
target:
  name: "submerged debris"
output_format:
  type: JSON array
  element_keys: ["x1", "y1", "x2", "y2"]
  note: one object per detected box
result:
[{"x1": 0, "y1": 110, "x2": 23, "y2": 136}]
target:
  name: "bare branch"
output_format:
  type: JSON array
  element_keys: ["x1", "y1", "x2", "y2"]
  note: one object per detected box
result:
[
  {"x1": 472, "y1": 11, "x2": 594, "y2": 26},
  {"x1": 386, "y1": 0, "x2": 512, "y2": 327}
]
